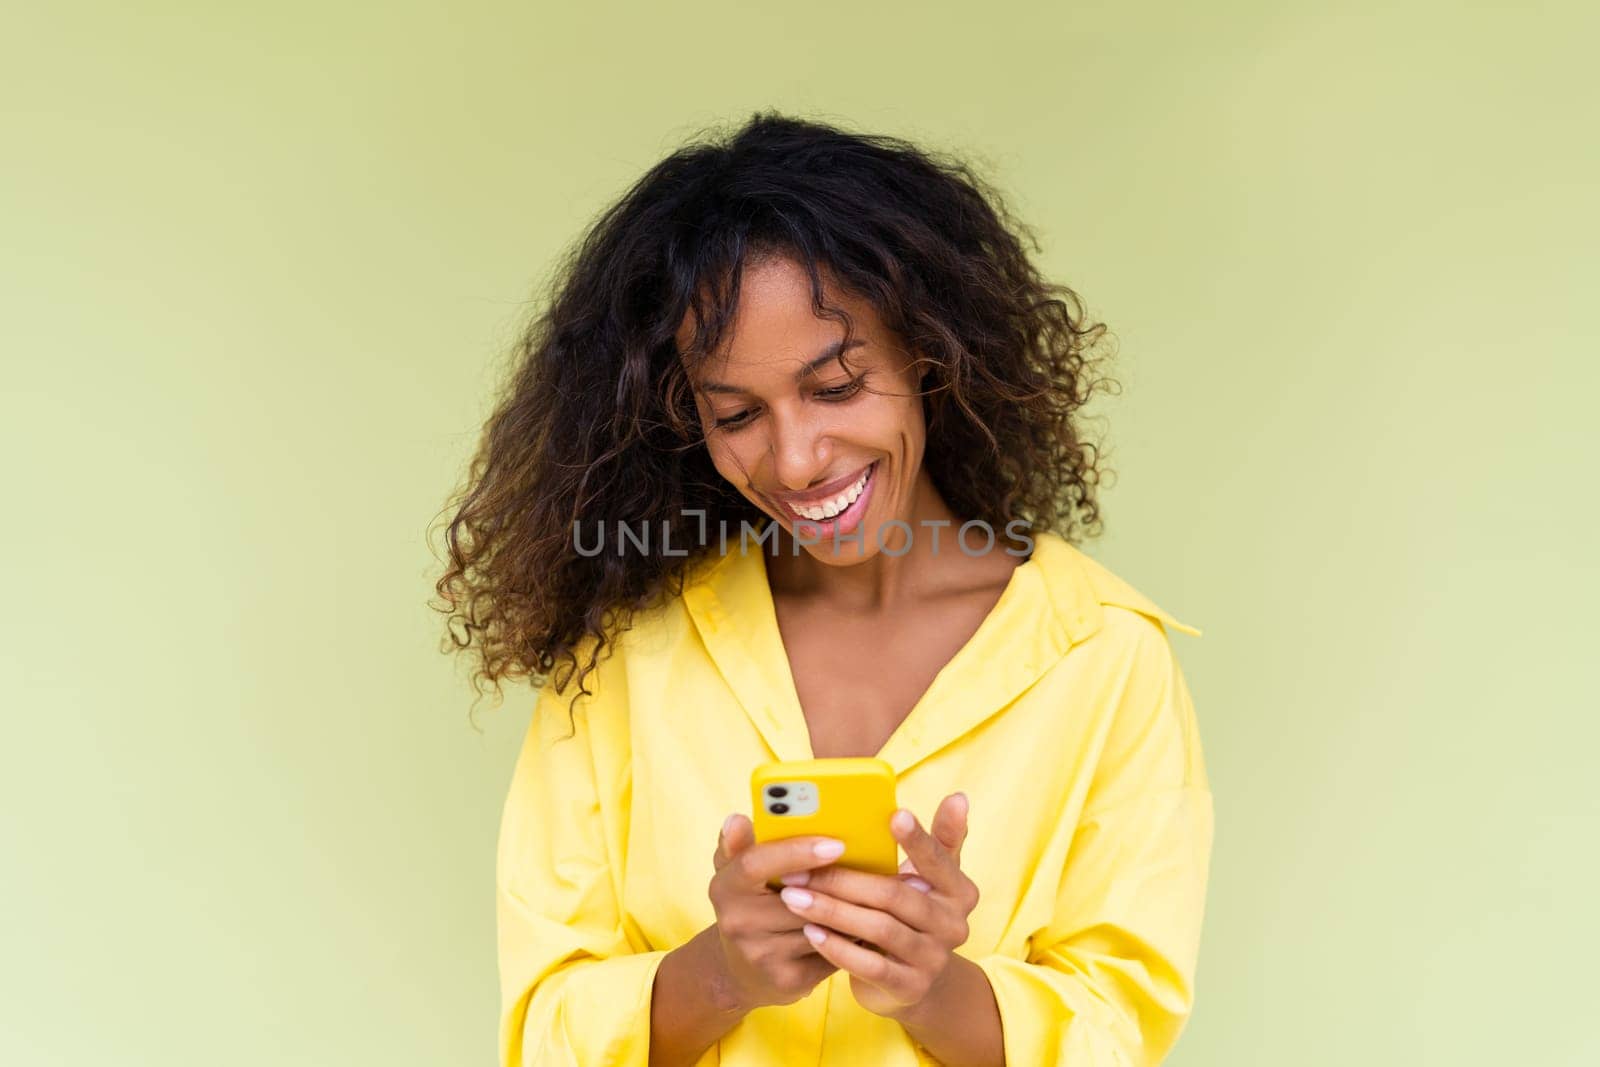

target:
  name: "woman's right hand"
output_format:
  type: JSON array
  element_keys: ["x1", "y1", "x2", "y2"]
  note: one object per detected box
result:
[{"x1": 706, "y1": 813, "x2": 844, "y2": 1010}]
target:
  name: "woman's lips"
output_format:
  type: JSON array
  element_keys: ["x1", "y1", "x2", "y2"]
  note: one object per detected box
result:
[
  {"x1": 775, "y1": 461, "x2": 874, "y2": 512},
  {"x1": 779, "y1": 460, "x2": 878, "y2": 539}
]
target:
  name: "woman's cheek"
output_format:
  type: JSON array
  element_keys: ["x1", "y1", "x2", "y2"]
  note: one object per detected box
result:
[{"x1": 713, "y1": 447, "x2": 756, "y2": 496}]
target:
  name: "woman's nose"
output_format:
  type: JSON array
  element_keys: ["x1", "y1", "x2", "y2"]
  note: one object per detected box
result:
[{"x1": 768, "y1": 409, "x2": 829, "y2": 492}]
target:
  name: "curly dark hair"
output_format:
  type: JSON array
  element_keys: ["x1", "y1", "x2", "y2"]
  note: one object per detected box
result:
[{"x1": 429, "y1": 109, "x2": 1120, "y2": 728}]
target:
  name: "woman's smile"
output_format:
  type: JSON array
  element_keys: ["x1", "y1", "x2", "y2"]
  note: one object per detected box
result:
[{"x1": 771, "y1": 459, "x2": 879, "y2": 538}]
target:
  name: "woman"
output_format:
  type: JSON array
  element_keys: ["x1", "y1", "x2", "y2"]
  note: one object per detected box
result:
[{"x1": 435, "y1": 111, "x2": 1214, "y2": 1066}]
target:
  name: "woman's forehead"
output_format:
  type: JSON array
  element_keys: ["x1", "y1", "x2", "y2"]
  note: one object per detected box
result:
[{"x1": 676, "y1": 263, "x2": 887, "y2": 375}]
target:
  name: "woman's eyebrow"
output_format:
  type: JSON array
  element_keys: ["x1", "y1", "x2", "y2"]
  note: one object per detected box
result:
[{"x1": 698, "y1": 338, "x2": 866, "y2": 394}]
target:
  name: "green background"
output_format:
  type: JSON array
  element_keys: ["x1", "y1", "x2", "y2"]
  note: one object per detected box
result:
[{"x1": 4, "y1": 2, "x2": 1595, "y2": 1064}]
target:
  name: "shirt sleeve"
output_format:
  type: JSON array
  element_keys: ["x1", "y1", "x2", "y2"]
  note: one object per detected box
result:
[
  {"x1": 973, "y1": 611, "x2": 1216, "y2": 1066},
  {"x1": 496, "y1": 660, "x2": 670, "y2": 1067}
]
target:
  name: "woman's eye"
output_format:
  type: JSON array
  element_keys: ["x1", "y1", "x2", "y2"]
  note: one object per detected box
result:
[
  {"x1": 712, "y1": 378, "x2": 863, "y2": 431},
  {"x1": 816, "y1": 378, "x2": 865, "y2": 400}
]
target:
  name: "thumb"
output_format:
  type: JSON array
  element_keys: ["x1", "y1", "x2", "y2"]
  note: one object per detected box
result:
[
  {"x1": 713, "y1": 812, "x2": 753, "y2": 870},
  {"x1": 931, "y1": 792, "x2": 969, "y2": 860}
]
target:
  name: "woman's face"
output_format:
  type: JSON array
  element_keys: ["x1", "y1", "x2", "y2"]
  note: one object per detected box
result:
[{"x1": 678, "y1": 255, "x2": 927, "y2": 565}]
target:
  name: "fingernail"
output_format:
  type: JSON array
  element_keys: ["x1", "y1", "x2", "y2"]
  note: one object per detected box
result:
[
  {"x1": 780, "y1": 887, "x2": 814, "y2": 909},
  {"x1": 803, "y1": 923, "x2": 827, "y2": 945},
  {"x1": 891, "y1": 809, "x2": 915, "y2": 835},
  {"x1": 954, "y1": 792, "x2": 969, "y2": 815},
  {"x1": 906, "y1": 876, "x2": 932, "y2": 893},
  {"x1": 813, "y1": 839, "x2": 845, "y2": 860},
  {"x1": 722, "y1": 814, "x2": 738, "y2": 838},
  {"x1": 779, "y1": 871, "x2": 810, "y2": 886}
]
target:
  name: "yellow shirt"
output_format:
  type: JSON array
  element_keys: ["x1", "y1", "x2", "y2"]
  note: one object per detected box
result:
[{"x1": 497, "y1": 528, "x2": 1214, "y2": 1066}]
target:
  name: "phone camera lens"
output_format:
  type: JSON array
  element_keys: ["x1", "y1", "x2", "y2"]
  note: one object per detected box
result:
[
  {"x1": 770, "y1": 802, "x2": 789, "y2": 814},
  {"x1": 766, "y1": 786, "x2": 788, "y2": 798}
]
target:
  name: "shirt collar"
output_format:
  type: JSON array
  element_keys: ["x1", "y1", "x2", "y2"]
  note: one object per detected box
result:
[{"x1": 680, "y1": 528, "x2": 1199, "y2": 775}]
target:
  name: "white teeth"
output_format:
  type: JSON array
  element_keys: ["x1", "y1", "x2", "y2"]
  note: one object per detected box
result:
[{"x1": 792, "y1": 464, "x2": 872, "y2": 521}]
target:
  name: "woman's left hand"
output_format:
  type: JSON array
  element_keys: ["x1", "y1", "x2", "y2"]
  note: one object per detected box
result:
[{"x1": 776, "y1": 791, "x2": 978, "y2": 1021}]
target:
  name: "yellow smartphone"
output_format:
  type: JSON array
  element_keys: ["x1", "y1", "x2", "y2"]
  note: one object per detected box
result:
[{"x1": 750, "y1": 757, "x2": 899, "y2": 889}]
